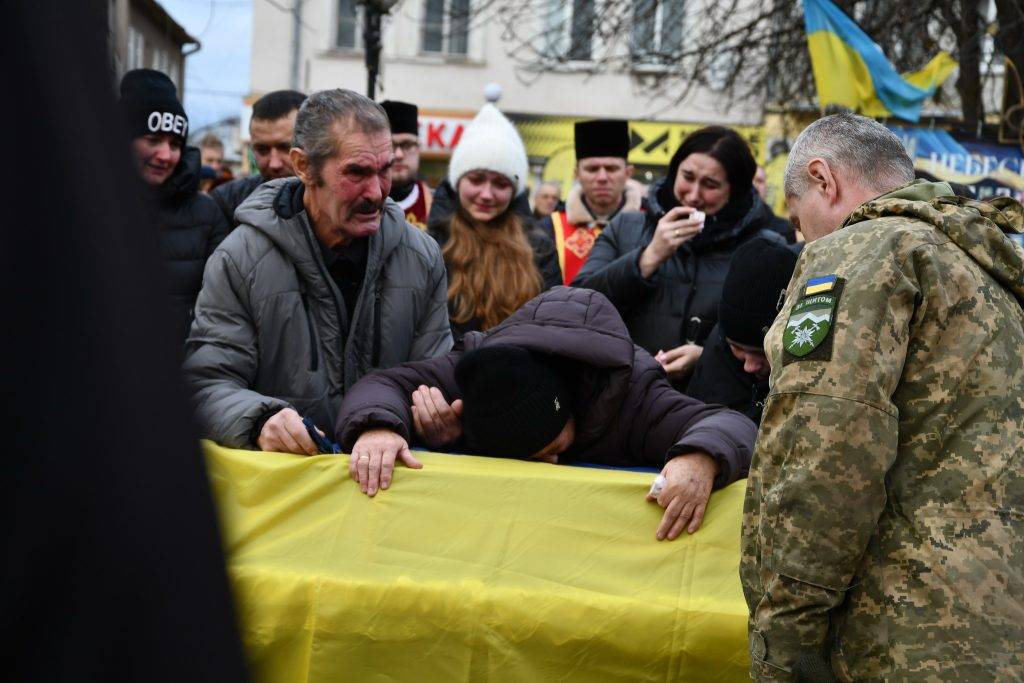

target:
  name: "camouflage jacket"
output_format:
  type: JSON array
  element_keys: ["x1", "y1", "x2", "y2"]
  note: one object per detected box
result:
[{"x1": 741, "y1": 180, "x2": 1024, "y2": 681}]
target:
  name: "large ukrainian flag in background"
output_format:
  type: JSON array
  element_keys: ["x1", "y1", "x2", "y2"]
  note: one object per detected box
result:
[{"x1": 804, "y1": 0, "x2": 957, "y2": 122}]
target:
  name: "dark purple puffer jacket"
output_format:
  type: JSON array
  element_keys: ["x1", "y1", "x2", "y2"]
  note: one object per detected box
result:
[{"x1": 336, "y1": 287, "x2": 755, "y2": 487}]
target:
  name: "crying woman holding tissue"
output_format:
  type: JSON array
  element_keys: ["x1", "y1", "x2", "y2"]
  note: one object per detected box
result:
[{"x1": 573, "y1": 127, "x2": 791, "y2": 387}]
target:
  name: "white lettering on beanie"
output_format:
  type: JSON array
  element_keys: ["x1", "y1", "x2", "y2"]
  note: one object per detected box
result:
[{"x1": 146, "y1": 111, "x2": 189, "y2": 138}]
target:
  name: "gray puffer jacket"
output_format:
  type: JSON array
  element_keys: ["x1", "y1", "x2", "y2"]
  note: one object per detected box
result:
[{"x1": 184, "y1": 178, "x2": 453, "y2": 448}]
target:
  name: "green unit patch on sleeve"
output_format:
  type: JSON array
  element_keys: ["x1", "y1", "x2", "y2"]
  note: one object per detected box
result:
[{"x1": 782, "y1": 278, "x2": 845, "y2": 361}]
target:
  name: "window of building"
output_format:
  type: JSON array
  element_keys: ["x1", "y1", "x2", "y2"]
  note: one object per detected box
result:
[
  {"x1": 151, "y1": 48, "x2": 167, "y2": 73},
  {"x1": 631, "y1": 0, "x2": 684, "y2": 65},
  {"x1": 568, "y1": 0, "x2": 595, "y2": 61},
  {"x1": 541, "y1": 0, "x2": 596, "y2": 63},
  {"x1": 127, "y1": 26, "x2": 145, "y2": 70},
  {"x1": 336, "y1": 0, "x2": 361, "y2": 50},
  {"x1": 422, "y1": 0, "x2": 469, "y2": 56}
]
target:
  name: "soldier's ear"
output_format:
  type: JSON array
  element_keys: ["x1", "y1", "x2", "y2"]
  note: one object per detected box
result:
[{"x1": 806, "y1": 158, "x2": 837, "y2": 203}]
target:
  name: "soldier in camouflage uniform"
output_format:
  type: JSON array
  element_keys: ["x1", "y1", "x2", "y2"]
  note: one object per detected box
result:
[{"x1": 741, "y1": 112, "x2": 1024, "y2": 680}]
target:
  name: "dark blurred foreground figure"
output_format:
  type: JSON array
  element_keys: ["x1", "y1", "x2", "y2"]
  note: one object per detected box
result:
[
  {"x1": 743, "y1": 112, "x2": 1024, "y2": 680},
  {"x1": 1, "y1": 3, "x2": 245, "y2": 681},
  {"x1": 686, "y1": 238, "x2": 799, "y2": 425},
  {"x1": 336, "y1": 287, "x2": 756, "y2": 541},
  {"x1": 119, "y1": 68, "x2": 230, "y2": 350}
]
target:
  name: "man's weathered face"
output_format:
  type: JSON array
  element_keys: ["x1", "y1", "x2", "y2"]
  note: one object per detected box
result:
[
  {"x1": 300, "y1": 124, "x2": 393, "y2": 247},
  {"x1": 577, "y1": 157, "x2": 631, "y2": 209},
  {"x1": 534, "y1": 184, "x2": 560, "y2": 216},
  {"x1": 251, "y1": 110, "x2": 298, "y2": 180},
  {"x1": 390, "y1": 132, "x2": 420, "y2": 186},
  {"x1": 785, "y1": 159, "x2": 879, "y2": 243},
  {"x1": 131, "y1": 133, "x2": 182, "y2": 187},
  {"x1": 201, "y1": 146, "x2": 223, "y2": 172},
  {"x1": 785, "y1": 170, "x2": 847, "y2": 243}
]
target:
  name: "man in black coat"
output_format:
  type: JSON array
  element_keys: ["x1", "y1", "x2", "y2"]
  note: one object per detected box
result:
[
  {"x1": 119, "y1": 69, "x2": 230, "y2": 349},
  {"x1": 335, "y1": 287, "x2": 756, "y2": 541},
  {"x1": 209, "y1": 89, "x2": 307, "y2": 226},
  {"x1": 687, "y1": 238, "x2": 800, "y2": 425}
]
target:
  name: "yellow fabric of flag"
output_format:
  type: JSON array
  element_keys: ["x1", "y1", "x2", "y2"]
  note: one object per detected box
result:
[{"x1": 204, "y1": 441, "x2": 750, "y2": 681}]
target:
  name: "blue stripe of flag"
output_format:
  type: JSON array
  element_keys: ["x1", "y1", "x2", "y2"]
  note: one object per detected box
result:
[{"x1": 806, "y1": 275, "x2": 837, "y2": 287}]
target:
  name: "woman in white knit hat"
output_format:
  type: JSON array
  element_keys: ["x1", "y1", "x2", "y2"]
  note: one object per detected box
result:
[{"x1": 426, "y1": 103, "x2": 562, "y2": 338}]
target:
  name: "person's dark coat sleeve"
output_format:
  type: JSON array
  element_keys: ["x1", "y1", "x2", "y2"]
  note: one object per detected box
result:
[
  {"x1": 408, "y1": 240, "x2": 455, "y2": 360},
  {"x1": 183, "y1": 249, "x2": 290, "y2": 448},
  {"x1": 570, "y1": 213, "x2": 656, "y2": 311},
  {"x1": 527, "y1": 228, "x2": 564, "y2": 291},
  {"x1": 335, "y1": 353, "x2": 461, "y2": 449},
  {"x1": 626, "y1": 362, "x2": 756, "y2": 488},
  {"x1": 209, "y1": 184, "x2": 235, "y2": 227},
  {"x1": 205, "y1": 204, "x2": 231, "y2": 260},
  {"x1": 536, "y1": 215, "x2": 555, "y2": 243}
]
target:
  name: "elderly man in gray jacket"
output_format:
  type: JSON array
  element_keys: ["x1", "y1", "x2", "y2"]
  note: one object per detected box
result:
[{"x1": 184, "y1": 89, "x2": 452, "y2": 457}]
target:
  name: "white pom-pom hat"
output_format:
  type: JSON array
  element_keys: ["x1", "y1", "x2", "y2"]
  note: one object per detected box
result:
[{"x1": 447, "y1": 103, "x2": 528, "y2": 194}]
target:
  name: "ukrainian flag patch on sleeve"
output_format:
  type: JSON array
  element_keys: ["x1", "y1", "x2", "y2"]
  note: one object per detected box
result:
[{"x1": 804, "y1": 274, "x2": 837, "y2": 296}]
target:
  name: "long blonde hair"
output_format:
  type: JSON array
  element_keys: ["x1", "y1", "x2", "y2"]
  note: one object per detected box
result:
[{"x1": 443, "y1": 206, "x2": 542, "y2": 330}]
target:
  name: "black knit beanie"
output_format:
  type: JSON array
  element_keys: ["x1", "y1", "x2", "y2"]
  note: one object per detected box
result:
[
  {"x1": 118, "y1": 69, "x2": 188, "y2": 142},
  {"x1": 718, "y1": 238, "x2": 799, "y2": 347},
  {"x1": 455, "y1": 346, "x2": 573, "y2": 459}
]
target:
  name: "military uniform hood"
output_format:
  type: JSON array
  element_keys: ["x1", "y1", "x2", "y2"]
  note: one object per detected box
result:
[{"x1": 845, "y1": 179, "x2": 1024, "y2": 307}]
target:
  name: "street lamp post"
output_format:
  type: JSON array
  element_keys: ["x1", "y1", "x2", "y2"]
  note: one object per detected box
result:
[{"x1": 359, "y1": 0, "x2": 401, "y2": 100}]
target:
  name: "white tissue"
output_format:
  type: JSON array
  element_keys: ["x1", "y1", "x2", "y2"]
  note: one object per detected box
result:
[
  {"x1": 649, "y1": 474, "x2": 667, "y2": 497},
  {"x1": 692, "y1": 210, "x2": 706, "y2": 230}
]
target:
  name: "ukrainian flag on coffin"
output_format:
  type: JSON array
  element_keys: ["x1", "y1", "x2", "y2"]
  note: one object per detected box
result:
[{"x1": 803, "y1": 0, "x2": 957, "y2": 122}]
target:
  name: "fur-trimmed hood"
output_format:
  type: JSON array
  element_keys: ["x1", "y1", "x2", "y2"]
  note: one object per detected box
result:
[{"x1": 564, "y1": 179, "x2": 645, "y2": 226}]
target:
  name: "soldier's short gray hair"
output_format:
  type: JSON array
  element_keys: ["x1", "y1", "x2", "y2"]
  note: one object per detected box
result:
[
  {"x1": 292, "y1": 89, "x2": 390, "y2": 181},
  {"x1": 783, "y1": 112, "x2": 914, "y2": 198}
]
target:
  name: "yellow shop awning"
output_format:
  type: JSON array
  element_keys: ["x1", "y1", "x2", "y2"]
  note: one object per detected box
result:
[{"x1": 513, "y1": 115, "x2": 766, "y2": 194}]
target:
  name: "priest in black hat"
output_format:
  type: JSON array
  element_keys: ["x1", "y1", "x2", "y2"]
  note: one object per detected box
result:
[
  {"x1": 537, "y1": 119, "x2": 645, "y2": 285},
  {"x1": 381, "y1": 100, "x2": 432, "y2": 229}
]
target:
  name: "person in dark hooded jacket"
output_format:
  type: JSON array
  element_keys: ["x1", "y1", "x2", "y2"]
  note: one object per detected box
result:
[
  {"x1": 572, "y1": 126, "x2": 790, "y2": 388},
  {"x1": 120, "y1": 69, "x2": 230, "y2": 350},
  {"x1": 335, "y1": 287, "x2": 756, "y2": 541},
  {"x1": 686, "y1": 238, "x2": 800, "y2": 425}
]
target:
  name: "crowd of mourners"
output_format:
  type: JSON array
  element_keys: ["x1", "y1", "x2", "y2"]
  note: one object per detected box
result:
[{"x1": 123, "y1": 66, "x2": 1024, "y2": 680}]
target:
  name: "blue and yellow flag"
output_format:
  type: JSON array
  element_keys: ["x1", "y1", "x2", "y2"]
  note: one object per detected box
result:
[{"x1": 803, "y1": 0, "x2": 957, "y2": 122}]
